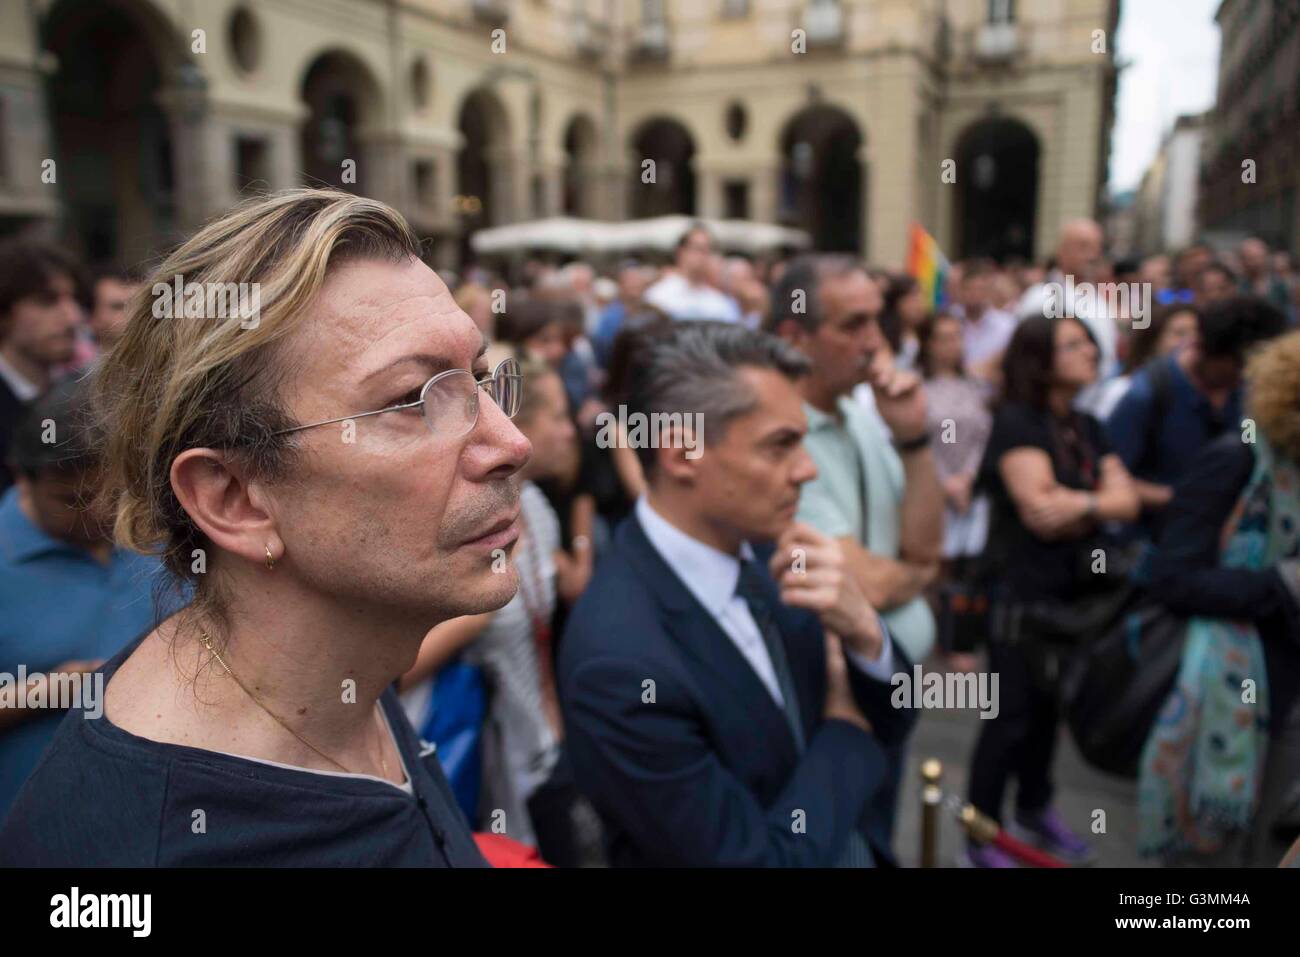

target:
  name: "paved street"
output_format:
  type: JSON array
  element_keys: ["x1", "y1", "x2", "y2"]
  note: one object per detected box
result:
[{"x1": 892, "y1": 655, "x2": 1152, "y2": 869}]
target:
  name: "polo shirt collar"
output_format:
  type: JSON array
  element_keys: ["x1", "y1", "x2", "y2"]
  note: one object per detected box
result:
[
  {"x1": 802, "y1": 397, "x2": 853, "y2": 432},
  {"x1": 0, "y1": 486, "x2": 90, "y2": 565}
]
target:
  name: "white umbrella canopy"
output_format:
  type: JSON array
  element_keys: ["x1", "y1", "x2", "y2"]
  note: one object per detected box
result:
[{"x1": 469, "y1": 215, "x2": 810, "y2": 257}]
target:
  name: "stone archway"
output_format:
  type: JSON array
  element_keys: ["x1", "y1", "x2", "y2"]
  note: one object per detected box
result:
[
  {"x1": 41, "y1": 0, "x2": 197, "y2": 264},
  {"x1": 299, "y1": 49, "x2": 383, "y2": 195},
  {"x1": 953, "y1": 116, "x2": 1040, "y2": 262},
  {"x1": 778, "y1": 105, "x2": 864, "y2": 253},
  {"x1": 563, "y1": 114, "x2": 599, "y2": 218},
  {"x1": 628, "y1": 117, "x2": 696, "y2": 218},
  {"x1": 456, "y1": 86, "x2": 511, "y2": 263}
]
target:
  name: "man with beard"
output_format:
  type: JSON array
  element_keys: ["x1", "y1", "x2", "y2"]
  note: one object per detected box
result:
[
  {"x1": 771, "y1": 255, "x2": 943, "y2": 856},
  {"x1": 0, "y1": 240, "x2": 84, "y2": 492}
]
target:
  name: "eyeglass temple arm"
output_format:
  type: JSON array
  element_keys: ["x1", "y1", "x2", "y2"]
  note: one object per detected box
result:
[{"x1": 272, "y1": 404, "x2": 415, "y2": 436}]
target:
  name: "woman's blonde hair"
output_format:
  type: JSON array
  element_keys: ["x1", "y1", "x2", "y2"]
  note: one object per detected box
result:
[
  {"x1": 1245, "y1": 329, "x2": 1300, "y2": 463},
  {"x1": 93, "y1": 188, "x2": 422, "y2": 633}
]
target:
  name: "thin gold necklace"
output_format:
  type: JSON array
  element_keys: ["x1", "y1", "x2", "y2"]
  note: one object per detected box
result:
[{"x1": 198, "y1": 630, "x2": 391, "y2": 780}]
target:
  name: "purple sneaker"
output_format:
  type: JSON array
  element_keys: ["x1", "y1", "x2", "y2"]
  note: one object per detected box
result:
[
  {"x1": 957, "y1": 843, "x2": 1019, "y2": 868},
  {"x1": 1010, "y1": 806, "x2": 1097, "y2": 866}
]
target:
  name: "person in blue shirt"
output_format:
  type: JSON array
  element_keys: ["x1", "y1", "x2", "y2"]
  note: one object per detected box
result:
[
  {"x1": 1105, "y1": 295, "x2": 1286, "y2": 536},
  {"x1": 591, "y1": 261, "x2": 650, "y2": 368},
  {"x1": 0, "y1": 190, "x2": 530, "y2": 866},
  {"x1": 0, "y1": 379, "x2": 176, "y2": 821}
]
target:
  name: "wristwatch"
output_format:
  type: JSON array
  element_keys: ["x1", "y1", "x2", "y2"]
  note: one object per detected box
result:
[{"x1": 893, "y1": 432, "x2": 929, "y2": 453}]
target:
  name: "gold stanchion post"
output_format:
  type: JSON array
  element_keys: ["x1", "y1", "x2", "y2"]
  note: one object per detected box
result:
[{"x1": 920, "y1": 758, "x2": 942, "y2": 868}]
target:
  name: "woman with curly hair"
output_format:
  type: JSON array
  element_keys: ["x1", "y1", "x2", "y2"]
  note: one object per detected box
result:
[{"x1": 1143, "y1": 326, "x2": 1300, "y2": 865}]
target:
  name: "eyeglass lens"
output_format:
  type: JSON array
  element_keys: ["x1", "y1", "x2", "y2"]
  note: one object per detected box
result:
[{"x1": 421, "y1": 359, "x2": 522, "y2": 436}]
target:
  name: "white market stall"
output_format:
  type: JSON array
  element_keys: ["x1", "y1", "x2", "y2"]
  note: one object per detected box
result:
[{"x1": 469, "y1": 215, "x2": 811, "y2": 259}]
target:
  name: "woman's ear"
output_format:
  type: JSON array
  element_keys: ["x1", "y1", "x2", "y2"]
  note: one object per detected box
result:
[{"x1": 170, "y1": 448, "x2": 277, "y2": 565}]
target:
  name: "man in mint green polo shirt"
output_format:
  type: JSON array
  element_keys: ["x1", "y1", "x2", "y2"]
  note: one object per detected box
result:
[{"x1": 771, "y1": 254, "x2": 944, "y2": 848}]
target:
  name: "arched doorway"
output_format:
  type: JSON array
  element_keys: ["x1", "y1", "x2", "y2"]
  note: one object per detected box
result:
[
  {"x1": 300, "y1": 50, "x2": 381, "y2": 194},
  {"x1": 457, "y1": 87, "x2": 510, "y2": 263},
  {"x1": 778, "y1": 106, "x2": 864, "y2": 253},
  {"x1": 953, "y1": 117, "x2": 1039, "y2": 262},
  {"x1": 42, "y1": 0, "x2": 186, "y2": 264},
  {"x1": 563, "y1": 114, "x2": 599, "y2": 218},
  {"x1": 628, "y1": 118, "x2": 696, "y2": 218}
]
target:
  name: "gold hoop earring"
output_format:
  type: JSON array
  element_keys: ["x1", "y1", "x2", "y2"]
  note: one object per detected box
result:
[{"x1": 265, "y1": 544, "x2": 276, "y2": 570}]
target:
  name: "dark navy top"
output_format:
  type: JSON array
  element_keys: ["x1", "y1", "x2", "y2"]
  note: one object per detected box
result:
[
  {"x1": 0, "y1": 635, "x2": 488, "y2": 867},
  {"x1": 1106, "y1": 353, "x2": 1242, "y2": 487}
]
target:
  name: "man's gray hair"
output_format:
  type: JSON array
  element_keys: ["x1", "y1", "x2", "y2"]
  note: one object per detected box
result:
[
  {"x1": 767, "y1": 253, "x2": 864, "y2": 333},
  {"x1": 623, "y1": 320, "x2": 811, "y2": 476}
]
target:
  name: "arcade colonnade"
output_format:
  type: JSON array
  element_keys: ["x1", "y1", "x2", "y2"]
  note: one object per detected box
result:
[{"x1": 0, "y1": 0, "x2": 1110, "y2": 269}]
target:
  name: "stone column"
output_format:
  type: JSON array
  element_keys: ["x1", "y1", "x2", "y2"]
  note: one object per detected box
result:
[
  {"x1": 596, "y1": 161, "x2": 626, "y2": 220},
  {"x1": 355, "y1": 129, "x2": 406, "y2": 208},
  {"x1": 155, "y1": 63, "x2": 216, "y2": 237},
  {"x1": 696, "y1": 166, "x2": 724, "y2": 220},
  {"x1": 427, "y1": 141, "x2": 459, "y2": 222},
  {"x1": 538, "y1": 155, "x2": 566, "y2": 218},
  {"x1": 487, "y1": 145, "x2": 530, "y2": 224},
  {"x1": 750, "y1": 161, "x2": 780, "y2": 224},
  {"x1": 0, "y1": 58, "x2": 60, "y2": 224},
  {"x1": 266, "y1": 105, "x2": 310, "y2": 192}
]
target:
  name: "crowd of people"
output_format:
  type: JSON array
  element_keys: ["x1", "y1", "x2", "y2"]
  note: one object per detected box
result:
[{"x1": 1, "y1": 187, "x2": 1299, "y2": 869}]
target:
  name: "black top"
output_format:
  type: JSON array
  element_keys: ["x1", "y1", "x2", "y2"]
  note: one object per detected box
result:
[
  {"x1": 978, "y1": 401, "x2": 1113, "y2": 601},
  {"x1": 0, "y1": 634, "x2": 488, "y2": 867},
  {"x1": 1148, "y1": 432, "x2": 1300, "y2": 731},
  {"x1": 0, "y1": 375, "x2": 26, "y2": 493}
]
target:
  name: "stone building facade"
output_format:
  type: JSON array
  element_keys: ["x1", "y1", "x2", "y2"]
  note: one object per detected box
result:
[
  {"x1": 0, "y1": 0, "x2": 1118, "y2": 269},
  {"x1": 1200, "y1": 0, "x2": 1300, "y2": 251}
]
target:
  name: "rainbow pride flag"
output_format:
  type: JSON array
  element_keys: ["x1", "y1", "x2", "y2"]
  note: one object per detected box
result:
[{"x1": 906, "y1": 223, "x2": 950, "y2": 310}]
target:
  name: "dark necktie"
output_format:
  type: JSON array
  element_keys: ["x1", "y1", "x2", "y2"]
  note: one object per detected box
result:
[
  {"x1": 735, "y1": 558, "x2": 805, "y2": 750},
  {"x1": 734, "y1": 557, "x2": 874, "y2": 869}
]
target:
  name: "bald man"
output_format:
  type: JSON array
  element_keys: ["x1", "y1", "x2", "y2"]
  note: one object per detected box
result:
[
  {"x1": 1017, "y1": 219, "x2": 1119, "y2": 410},
  {"x1": 1238, "y1": 237, "x2": 1292, "y2": 315}
]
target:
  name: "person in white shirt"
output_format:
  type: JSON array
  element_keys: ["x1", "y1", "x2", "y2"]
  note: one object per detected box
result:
[
  {"x1": 1017, "y1": 219, "x2": 1119, "y2": 413},
  {"x1": 643, "y1": 223, "x2": 743, "y2": 323},
  {"x1": 951, "y1": 263, "x2": 1017, "y2": 394}
]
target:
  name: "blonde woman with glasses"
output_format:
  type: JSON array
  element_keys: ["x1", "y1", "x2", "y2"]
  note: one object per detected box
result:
[{"x1": 0, "y1": 190, "x2": 531, "y2": 866}]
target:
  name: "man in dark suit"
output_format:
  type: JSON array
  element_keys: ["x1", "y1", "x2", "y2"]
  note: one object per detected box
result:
[
  {"x1": 0, "y1": 240, "x2": 85, "y2": 491},
  {"x1": 560, "y1": 321, "x2": 915, "y2": 867}
]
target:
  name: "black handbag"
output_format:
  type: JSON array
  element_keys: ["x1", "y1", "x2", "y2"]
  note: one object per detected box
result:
[
  {"x1": 990, "y1": 577, "x2": 1137, "y2": 695},
  {"x1": 1059, "y1": 596, "x2": 1186, "y2": 778}
]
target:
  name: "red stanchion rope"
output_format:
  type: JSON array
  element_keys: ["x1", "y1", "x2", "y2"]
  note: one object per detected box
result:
[
  {"x1": 991, "y1": 829, "x2": 1068, "y2": 868},
  {"x1": 941, "y1": 792, "x2": 1069, "y2": 868}
]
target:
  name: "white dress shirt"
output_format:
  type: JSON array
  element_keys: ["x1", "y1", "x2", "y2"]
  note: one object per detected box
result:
[
  {"x1": 643, "y1": 273, "x2": 743, "y2": 324},
  {"x1": 1018, "y1": 271, "x2": 1120, "y2": 380},
  {"x1": 636, "y1": 497, "x2": 894, "y2": 709},
  {"x1": 0, "y1": 353, "x2": 40, "y2": 402}
]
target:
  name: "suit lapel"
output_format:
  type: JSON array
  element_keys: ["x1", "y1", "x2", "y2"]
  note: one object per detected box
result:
[{"x1": 618, "y1": 517, "x2": 801, "y2": 766}]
